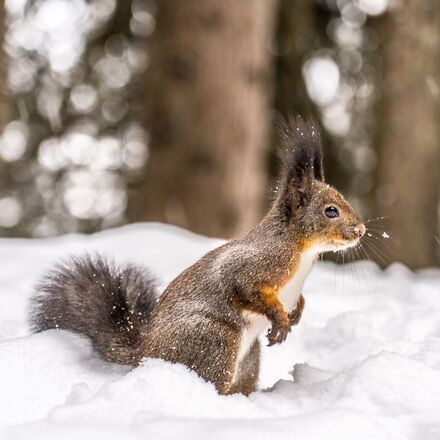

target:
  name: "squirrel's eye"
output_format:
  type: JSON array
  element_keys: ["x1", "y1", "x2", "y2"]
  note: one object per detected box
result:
[{"x1": 324, "y1": 206, "x2": 339, "y2": 219}]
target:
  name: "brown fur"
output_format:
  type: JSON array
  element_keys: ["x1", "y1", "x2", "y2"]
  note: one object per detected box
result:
[
  {"x1": 30, "y1": 116, "x2": 365, "y2": 395},
  {"x1": 228, "y1": 341, "x2": 260, "y2": 395},
  {"x1": 289, "y1": 294, "x2": 305, "y2": 326}
]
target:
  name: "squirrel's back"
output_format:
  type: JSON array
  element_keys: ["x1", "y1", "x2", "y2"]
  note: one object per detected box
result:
[{"x1": 30, "y1": 255, "x2": 158, "y2": 365}]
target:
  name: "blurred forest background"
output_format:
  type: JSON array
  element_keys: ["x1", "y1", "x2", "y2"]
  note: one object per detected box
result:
[{"x1": 0, "y1": 0, "x2": 438, "y2": 269}]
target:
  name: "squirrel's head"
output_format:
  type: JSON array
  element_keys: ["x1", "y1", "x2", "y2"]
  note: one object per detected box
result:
[{"x1": 276, "y1": 116, "x2": 365, "y2": 253}]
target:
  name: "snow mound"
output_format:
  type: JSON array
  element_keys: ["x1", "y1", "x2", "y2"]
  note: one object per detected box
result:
[{"x1": 1, "y1": 222, "x2": 440, "y2": 439}]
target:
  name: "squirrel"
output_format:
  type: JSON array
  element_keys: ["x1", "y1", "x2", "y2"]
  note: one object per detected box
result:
[{"x1": 30, "y1": 116, "x2": 365, "y2": 396}]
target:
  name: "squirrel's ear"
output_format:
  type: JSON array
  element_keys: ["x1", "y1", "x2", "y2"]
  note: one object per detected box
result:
[
  {"x1": 290, "y1": 162, "x2": 313, "y2": 207},
  {"x1": 277, "y1": 113, "x2": 323, "y2": 206}
]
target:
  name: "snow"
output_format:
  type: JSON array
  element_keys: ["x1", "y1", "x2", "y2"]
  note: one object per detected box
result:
[{"x1": 1, "y1": 222, "x2": 440, "y2": 439}]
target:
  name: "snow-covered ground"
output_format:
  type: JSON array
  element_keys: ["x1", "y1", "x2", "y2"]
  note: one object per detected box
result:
[{"x1": 1, "y1": 223, "x2": 440, "y2": 440}]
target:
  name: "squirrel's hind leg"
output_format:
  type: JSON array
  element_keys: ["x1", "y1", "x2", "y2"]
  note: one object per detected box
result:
[
  {"x1": 227, "y1": 340, "x2": 260, "y2": 396},
  {"x1": 145, "y1": 318, "x2": 244, "y2": 396}
]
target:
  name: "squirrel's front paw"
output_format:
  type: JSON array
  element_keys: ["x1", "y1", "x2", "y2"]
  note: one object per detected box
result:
[
  {"x1": 289, "y1": 295, "x2": 305, "y2": 326},
  {"x1": 267, "y1": 317, "x2": 291, "y2": 346}
]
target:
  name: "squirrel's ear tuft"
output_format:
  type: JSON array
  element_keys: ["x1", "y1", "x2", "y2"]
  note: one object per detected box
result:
[{"x1": 277, "y1": 114, "x2": 324, "y2": 195}]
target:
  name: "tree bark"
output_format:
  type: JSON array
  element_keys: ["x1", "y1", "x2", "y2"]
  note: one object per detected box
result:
[
  {"x1": 374, "y1": 1, "x2": 440, "y2": 268},
  {"x1": 129, "y1": 0, "x2": 276, "y2": 238}
]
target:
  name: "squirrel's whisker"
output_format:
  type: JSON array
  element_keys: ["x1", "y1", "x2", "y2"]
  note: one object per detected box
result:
[
  {"x1": 367, "y1": 234, "x2": 398, "y2": 259},
  {"x1": 355, "y1": 246, "x2": 373, "y2": 295},
  {"x1": 364, "y1": 215, "x2": 389, "y2": 224},
  {"x1": 362, "y1": 239, "x2": 389, "y2": 266},
  {"x1": 356, "y1": 246, "x2": 375, "y2": 294},
  {"x1": 363, "y1": 232, "x2": 396, "y2": 260},
  {"x1": 347, "y1": 248, "x2": 358, "y2": 293},
  {"x1": 365, "y1": 228, "x2": 402, "y2": 247}
]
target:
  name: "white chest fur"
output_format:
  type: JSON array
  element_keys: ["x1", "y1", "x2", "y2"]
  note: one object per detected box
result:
[{"x1": 235, "y1": 249, "x2": 318, "y2": 368}]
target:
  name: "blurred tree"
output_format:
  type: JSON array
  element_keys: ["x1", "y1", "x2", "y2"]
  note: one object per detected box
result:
[
  {"x1": 374, "y1": 1, "x2": 440, "y2": 268},
  {"x1": 129, "y1": 0, "x2": 277, "y2": 238},
  {"x1": 0, "y1": 0, "x2": 9, "y2": 189},
  {"x1": 274, "y1": 0, "x2": 315, "y2": 118},
  {"x1": 0, "y1": 0, "x2": 6, "y2": 127},
  {"x1": 0, "y1": 0, "x2": 150, "y2": 237}
]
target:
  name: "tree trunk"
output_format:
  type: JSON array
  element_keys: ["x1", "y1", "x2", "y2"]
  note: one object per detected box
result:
[
  {"x1": 374, "y1": 1, "x2": 440, "y2": 268},
  {"x1": 129, "y1": 0, "x2": 276, "y2": 238},
  {"x1": 0, "y1": 0, "x2": 9, "y2": 190},
  {"x1": 274, "y1": 0, "x2": 315, "y2": 118}
]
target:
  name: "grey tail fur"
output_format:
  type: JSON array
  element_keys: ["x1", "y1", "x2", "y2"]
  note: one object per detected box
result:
[{"x1": 30, "y1": 254, "x2": 159, "y2": 365}]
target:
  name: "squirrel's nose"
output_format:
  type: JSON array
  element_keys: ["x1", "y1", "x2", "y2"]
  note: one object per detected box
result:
[{"x1": 353, "y1": 224, "x2": 366, "y2": 238}]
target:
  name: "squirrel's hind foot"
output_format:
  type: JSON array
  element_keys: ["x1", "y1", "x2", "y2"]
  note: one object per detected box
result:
[{"x1": 289, "y1": 295, "x2": 305, "y2": 327}]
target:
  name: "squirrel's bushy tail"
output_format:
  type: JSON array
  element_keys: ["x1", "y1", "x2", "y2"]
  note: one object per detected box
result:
[{"x1": 30, "y1": 254, "x2": 159, "y2": 365}]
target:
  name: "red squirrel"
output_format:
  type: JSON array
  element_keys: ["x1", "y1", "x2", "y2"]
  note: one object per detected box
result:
[{"x1": 31, "y1": 116, "x2": 365, "y2": 395}]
